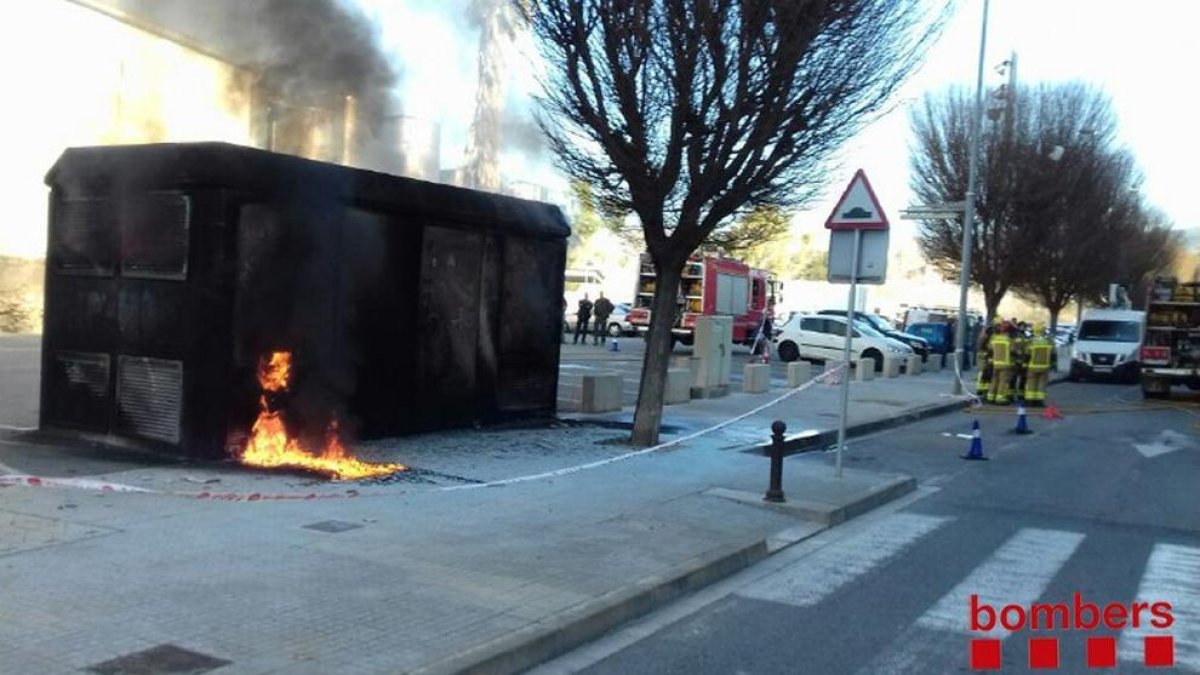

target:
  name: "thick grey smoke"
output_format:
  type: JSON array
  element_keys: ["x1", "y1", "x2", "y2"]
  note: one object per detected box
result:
[
  {"x1": 92, "y1": 0, "x2": 400, "y2": 150},
  {"x1": 249, "y1": 0, "x2": 399, "y2": 115}
]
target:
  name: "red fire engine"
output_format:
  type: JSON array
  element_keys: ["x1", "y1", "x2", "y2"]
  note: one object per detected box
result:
[{"x1": 627, "y1": 252, "x2": 778, "y2": 345}]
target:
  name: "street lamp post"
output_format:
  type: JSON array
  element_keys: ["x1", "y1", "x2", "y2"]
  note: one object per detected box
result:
[{"x1": 953, "y1": 0, "x2": 991, "y2": 396}]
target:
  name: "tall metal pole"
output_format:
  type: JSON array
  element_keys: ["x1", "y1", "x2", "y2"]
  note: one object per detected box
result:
[
  {"x1": 836, "y1": 229, "x2": 861, "y2": 478},
  {"x1": 953, "y1": 0, "x2": 990, "y2": 395}
]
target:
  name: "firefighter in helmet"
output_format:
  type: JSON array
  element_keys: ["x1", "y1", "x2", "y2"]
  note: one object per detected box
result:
[
  {"x1": 976, "y1": 322, "x2": 996, "y2": 397},
  {"x1": 1023, "y1": 323, "x2": 1054, "y2": 406},
  {"x1": 988, "y1": 321, "x2": 1014, "y2": 405},
  {"x1": 1010, "y1": 321, "x2": 1030, "y2": 403}
]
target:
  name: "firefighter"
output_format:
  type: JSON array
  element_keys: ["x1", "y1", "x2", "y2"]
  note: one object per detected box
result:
[
  {"x1": 975, "y1": 323, "x2": 995, "y2": 397},
  {"x1": 1024, "y1": 323, "x2": 1054, "y2": 406},
  {"x1": 1010, "y1": 321, "x2": 1030, "y2": 402},
  {"x1": 988, "y1": 322, "x2": 1014, "y2": 405}
]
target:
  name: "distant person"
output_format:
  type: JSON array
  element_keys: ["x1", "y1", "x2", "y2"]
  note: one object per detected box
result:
[
  {"x1": 592, "y1": 292, "x2": 614, "y2": 345},
  {"x1": 574, "y1": 294, "x2": 593, "y2": 345},
  {"x1": 751, "y1": 312, "x2": 774, "y2": 363}
]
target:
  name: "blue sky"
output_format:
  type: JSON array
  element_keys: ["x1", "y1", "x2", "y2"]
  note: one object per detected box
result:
[
  {"x1": 360, "y1": 0, "x2": 1198, "y2": 236},
  {"x1": 841, "y1": 0, "x2": 1200, "y2": 233},
  {"x1": 360, "y1": 0, "x2": 1195, "y2": 233}
]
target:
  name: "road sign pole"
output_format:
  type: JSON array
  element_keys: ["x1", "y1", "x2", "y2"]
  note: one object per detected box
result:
[{"x1": 836, "y1": 228, "x2": 861, "y2": 478}]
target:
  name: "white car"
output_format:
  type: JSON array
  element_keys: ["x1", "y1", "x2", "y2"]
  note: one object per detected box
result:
[{"x1": 774, "y1": 314, "x2": 913, "y2": 372}]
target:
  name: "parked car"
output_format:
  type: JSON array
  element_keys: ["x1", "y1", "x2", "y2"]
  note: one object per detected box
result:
[
  {"x1": 774, "y1": 314, "x2": 913, "y2": 372},
  {"x1": 1054, "y1": 324, "x2": 1076, "y2": 346},
  {"x1": 563, "y1": 302, "x2": 637, "y2": 337},
  {"x1": 818, "y1": 309, "x2": 931, "y2": 362}
]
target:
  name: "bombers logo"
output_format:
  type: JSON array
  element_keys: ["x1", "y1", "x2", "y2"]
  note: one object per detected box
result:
[{"x1": 969, "y1": 593, "x2": 1176, "y2": 669}]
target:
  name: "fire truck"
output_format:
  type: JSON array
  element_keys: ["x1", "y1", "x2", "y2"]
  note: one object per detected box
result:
[
  {"x1": 1140, "y1": 276, "x2": 1200, "y2": 398},
  {"x1": 627, "y1": 252, "x2": 778, "y2": 345}
]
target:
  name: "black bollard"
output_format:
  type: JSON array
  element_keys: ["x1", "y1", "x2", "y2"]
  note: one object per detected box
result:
[{"x1": 764, "y1": 420, "x2": 786, "y2": 503}]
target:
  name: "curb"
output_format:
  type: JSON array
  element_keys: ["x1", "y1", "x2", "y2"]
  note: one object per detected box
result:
[
  {"x1": 409, "y1": 539, "x2": 770, "y2": 675},
  {"x1": 741, "y1": 398, "x2": 969, "y2": 457},
  {"x1": 706, "y1": 474, "x2": 916, "y2": 526}
]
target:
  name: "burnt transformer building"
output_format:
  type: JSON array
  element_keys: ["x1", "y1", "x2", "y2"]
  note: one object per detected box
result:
[{"x1": 40, "y1": 143, "x2": 568, "y2": 459}]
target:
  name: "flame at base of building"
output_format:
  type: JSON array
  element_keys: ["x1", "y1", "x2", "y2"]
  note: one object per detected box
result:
[{"x1": 239, "y1": 352, "x2": 405, "y2": 481}]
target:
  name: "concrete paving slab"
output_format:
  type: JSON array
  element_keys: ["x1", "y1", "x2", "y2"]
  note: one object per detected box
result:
[{"x1": 2, "y1": 336, "x2": 1078, "y2": 675}]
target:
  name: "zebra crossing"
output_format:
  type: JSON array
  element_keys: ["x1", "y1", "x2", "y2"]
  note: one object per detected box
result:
[{"x1": 732, "y1": 512, "x2": 1200, "y2": 672}]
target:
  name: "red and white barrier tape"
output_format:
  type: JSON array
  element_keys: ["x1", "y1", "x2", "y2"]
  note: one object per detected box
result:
[{"x1": 0, "y1": 473, "x2": 154, "y2": 493}]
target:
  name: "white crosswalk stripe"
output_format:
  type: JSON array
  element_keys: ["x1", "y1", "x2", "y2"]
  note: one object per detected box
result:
[
  {"x1": 1119, "y1": 543, "x2": 1200, "y2": 671},
  {"x1": 857, "y1": 528, "x2": 1085, "y2": 674},
  {"x1": 736, "y1": 512, "x2": 950, "y2": 607},
  {"x1": 917, "y1": 528, "x2": 1085, "y2": 635}
]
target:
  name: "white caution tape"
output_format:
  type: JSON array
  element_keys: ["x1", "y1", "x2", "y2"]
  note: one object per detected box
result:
[
  {"x1": 950, "y1": 349, "x2": 984, "y2": 407},
  {"x1": 438, "y1": 364, "x2": 848, "y2": 492},
  {"x1": 0, "y1": 364, "x2": 849, "y2": 500}
]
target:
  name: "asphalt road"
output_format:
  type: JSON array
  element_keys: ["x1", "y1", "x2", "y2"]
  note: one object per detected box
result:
[{"x1": 532, "y1": 381, "x2": 1200, "y2": 674}]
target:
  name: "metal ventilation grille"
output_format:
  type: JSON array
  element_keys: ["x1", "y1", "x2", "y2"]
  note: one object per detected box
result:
[
  {"x1": 116, "y1": 356, "x2": 183, "y2": 443},
  {"x1": 55, "y1": 199, "x2": 115, "y2": 275},
  {"x1": 497, "y1": 362, "x2": 555, "y2": 411},
  {"x1": 121, "y1": 193, "x2": 191, "y2": 279},
  {"x1": 48, "y1": 351, "x2": 111, "y2": 429}
]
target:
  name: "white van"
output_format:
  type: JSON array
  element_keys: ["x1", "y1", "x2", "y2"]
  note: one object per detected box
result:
[{"x1": 1069, "y1": 309, "x2": 1146, "y2": 382}]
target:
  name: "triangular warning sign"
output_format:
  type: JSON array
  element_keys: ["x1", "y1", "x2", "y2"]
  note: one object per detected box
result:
[{"x1": 825, "y1": 169, "x2": 889, "y2": 230}]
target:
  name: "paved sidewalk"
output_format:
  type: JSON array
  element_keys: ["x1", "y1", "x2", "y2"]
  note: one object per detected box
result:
[{"x1": 0, "y1": 362, "x2": 1038, "y2": 674}]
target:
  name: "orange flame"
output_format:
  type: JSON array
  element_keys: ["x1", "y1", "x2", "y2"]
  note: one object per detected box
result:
[{"x1": 239, "y1": 351, "x2": 405, "y2": 481}]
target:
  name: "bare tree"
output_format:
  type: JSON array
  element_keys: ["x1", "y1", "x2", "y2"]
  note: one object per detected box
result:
[
  {"x1": 524, "y1": 0, "x2": 946, "y2": 445},
  {"x1": 1106, "y1": 204, "x2": 1182, "y2": 308},
  {"x1": 700, "y1": 205, "x2": 791, "y2": 257},
  {"x1": 1009, "y1": 84, "x2": 1127, "y2": 332},
  {"x1": 910, "y1": 85, "x2": 1034, "y2": 322}
]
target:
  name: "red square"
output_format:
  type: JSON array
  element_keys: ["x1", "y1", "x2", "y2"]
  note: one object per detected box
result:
[
  {"x1": 1028, "y1": 637, "x2": 1059, "y2": 669},
  {"x1": 1145, "y1": 635, "x2": 1174, "y2": 667},
  {"x1": 970, "y1": 639, "x2": 1002, "y2": 670},
  {"x1": 1086, "y1": 636, "x2": 1117, "y2": 668}
]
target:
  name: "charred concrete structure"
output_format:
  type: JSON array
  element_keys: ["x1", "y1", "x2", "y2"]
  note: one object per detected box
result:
[{"x1": 41, "y1": 143, "x2": 568, "y2": 459}]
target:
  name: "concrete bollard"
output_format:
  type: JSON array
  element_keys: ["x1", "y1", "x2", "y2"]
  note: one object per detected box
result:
[
  {"x1": 580, "y1": 372, "x2": 622, "y2": 413},
  {"x1": 787, "y1": 361, "x2": 813, "y2": 388},
  {"x1": 882, "y1": 357, "x2": 902, "y2": 378},
  {"x1": 665, "y1": 367, "x2": 691, "y2": 405},
  {"x1": 743, "y1": 363, "x2": 770, "y2": 393},
  {"x1": 856, "y1": 361, "x2": 876, "y2": 382},
  {"x1": 925, "y1": 355, "x2": 942, "y2": 373},
  {"x1": 906, "y1": 354, "x2": 923, "y2": 376}
]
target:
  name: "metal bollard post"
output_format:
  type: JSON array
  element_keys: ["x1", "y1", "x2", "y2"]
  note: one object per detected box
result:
[{"x1": 764, "y1": 420, "x2": 786, "y2": 503}]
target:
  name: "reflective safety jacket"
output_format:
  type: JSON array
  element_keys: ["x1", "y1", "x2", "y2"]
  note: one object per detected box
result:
[
  {"x1": 990, "y1": 334, "x2": 1012, "y2": 367},
  {"x1": 1028, "y1": 337, "x2": 1054, "y2": 371}
]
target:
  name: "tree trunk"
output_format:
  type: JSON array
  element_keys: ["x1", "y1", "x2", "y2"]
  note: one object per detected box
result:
[
  {"x1": 985, "y1": 293, "x2": 1001, "y2": 327},
  {"x1": 631, "y1": 262, "x2": 683, "y2": 447},
  {"x1": 1048, "y1": 305, "x2": 1061, "y2": 336}
]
